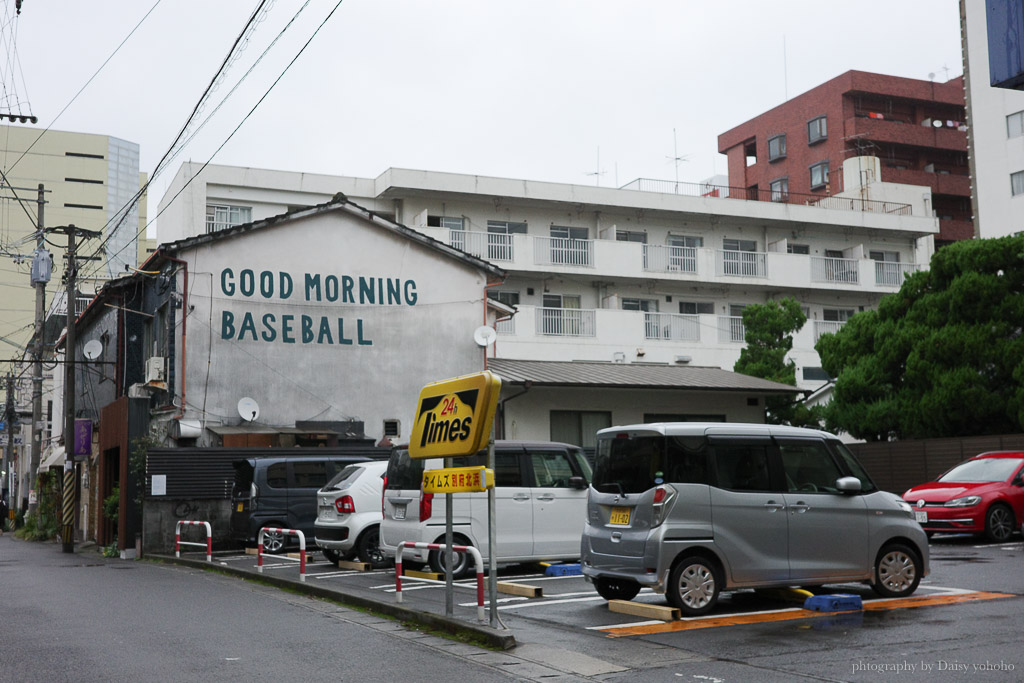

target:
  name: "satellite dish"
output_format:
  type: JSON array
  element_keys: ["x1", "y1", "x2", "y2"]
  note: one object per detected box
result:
[
  {"x1": 83, "y1": 339, "x2": 103, "y2": 360},
  {"x1": 473, "y1": 325, "x2": 497, "y2": 347},
  {"x1": 237, "y1": 397, "x2": 260, "y2": 422}
]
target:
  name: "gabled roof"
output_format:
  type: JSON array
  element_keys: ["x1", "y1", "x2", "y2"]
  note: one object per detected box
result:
[
  {"x1": 155, "y1": 193, "x2": 506, "y2": 280},
  {"x1": 486, "y1": 358, "x2": 801, "y2": 395}
]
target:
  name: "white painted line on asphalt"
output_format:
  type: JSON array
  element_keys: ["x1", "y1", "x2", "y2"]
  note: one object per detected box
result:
[
  {"x1": 459, "y1": 597, "x2": 529, "y2": 607},
  {"x1": 497, "y1": 596, "x2": 607, "y2": 610}
]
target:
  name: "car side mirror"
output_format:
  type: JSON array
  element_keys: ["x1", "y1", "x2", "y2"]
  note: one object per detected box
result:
[
  {"x1": 569, "y1": 476, "x2": 586, "y2": 490},
  {"x1": 836, "y1": 476, "x2": 862, "y2": 493}
]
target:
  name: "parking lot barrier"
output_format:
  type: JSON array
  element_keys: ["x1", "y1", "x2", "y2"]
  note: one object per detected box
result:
[
  {"x1": 256, "y1": 527, "x2": 307, "y2": 582},
  {"x1": 175, "y1": 521, "x2": 212, "y2": 562},
  {"x1": 395, "y1": 541, "x2": 485, "y2": 622}
]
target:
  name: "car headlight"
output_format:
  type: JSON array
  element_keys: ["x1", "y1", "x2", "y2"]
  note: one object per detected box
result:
[
  {"x1": 894, "y1": 498, "x2": 913, "y2": 513},
  {"x1": 945, "y1": 496, "x2": 981, "y2": 507}
]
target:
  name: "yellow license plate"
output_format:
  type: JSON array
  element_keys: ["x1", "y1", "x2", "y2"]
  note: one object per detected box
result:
[
  {"x1": 609, "y1": 506, "x2": 631, "y2": 525},
  {"x1": 236, "y1": 503, "x2": 243, "y2": 512}
]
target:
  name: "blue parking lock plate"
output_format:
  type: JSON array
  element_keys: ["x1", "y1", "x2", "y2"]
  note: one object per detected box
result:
[
  {"x1": 544, "y1": 563, "x2": 582, "y2": 576},
  {"x1": 803, "y1": 594, "x2": 863, "y2": 612}
]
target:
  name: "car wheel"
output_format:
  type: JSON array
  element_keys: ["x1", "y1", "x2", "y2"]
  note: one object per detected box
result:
[
  {"x1": 428, "y1": 536, "x2": 473, "y2": 579},
  {"x1": 984, "y1": 504, "x2": 1015, "y2": 543},
  {"x1": 357, "y1": 526, "x2": 390, "y2": 569},
  {"x1": 667, "y1": 556, "x2": 721, "y2": 616},
  {"x1": 593, "y1": 577, "x2": 641, "y2": 602},
  {"x1": 260, "y1": 526, "x2": 286, "y2": 554},
  {"x1": 321, "y1": 548, "x2": 342, "y2": 564},
  {"x1": 872, "y1": 543, "x2": 922, "y2": 598}
]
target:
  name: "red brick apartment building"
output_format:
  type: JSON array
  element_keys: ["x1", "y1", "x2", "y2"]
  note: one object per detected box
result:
[{"x1": 718, "y1": 70, "x2": 971, "y2": 245}]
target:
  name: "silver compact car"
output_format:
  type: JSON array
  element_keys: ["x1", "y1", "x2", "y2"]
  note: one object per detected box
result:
[
  {"x1": 314, "y1": 460, "x2": 389, "y2": 568},
  {"x1": 581, "y1": 423, "x2": 929, "y2": 616}
]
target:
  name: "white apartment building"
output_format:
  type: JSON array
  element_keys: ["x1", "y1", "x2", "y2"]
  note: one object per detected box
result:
[
  {"x1": 159, "y1": 162, "x2": 938, "y2": 394},
  {"x1": 961, "y1": 0, "x2": 1024, "y2": 238}
]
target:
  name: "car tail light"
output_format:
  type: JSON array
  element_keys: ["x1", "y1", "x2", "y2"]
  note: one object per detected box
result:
[
  {"x1": 420, "y1": 492, "x2": 434, "y2": 522},
  {"x1": 381, "y1": 475, "x2": 387, "y2": 516},
  {"x1": 250, "y1": 483, "x2": 259, "y2": 510},
  {"x1": 335, "y1": 495, "x2": 355, "y2": 514},
  {"x1": 651, "y1": 484, "x2": 676, "y2": 527}
]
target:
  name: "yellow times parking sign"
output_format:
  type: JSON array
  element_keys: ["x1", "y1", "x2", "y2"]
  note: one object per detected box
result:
[
  {"x1": 423, "y1": 466, "x2": 495, "y2": 493},
  {"x1": 409, "y1": 370, "x2": 501, "y2": 459}
]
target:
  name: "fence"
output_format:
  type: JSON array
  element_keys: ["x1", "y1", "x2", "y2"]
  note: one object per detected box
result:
[{"x1": 848, "y1": 433, "x2": 1024, "y2": 494}]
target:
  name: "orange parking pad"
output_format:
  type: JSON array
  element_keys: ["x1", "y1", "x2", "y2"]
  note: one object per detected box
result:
[{"x1": 598, "y1": 591, "x2": 1015, "y2": 638}]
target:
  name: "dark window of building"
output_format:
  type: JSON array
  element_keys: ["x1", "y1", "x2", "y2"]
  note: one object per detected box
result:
[
  {"x1": 65, "y1": 151, "x2": 104, "y2": 159},
  {"x1": 64, "y1": 177, "x2": 104, "y2": 185},
  {"x1": 787, "y1": 243, "x2": 810, "y2": 255},
  {"x1": 1008, "y1": 111, "x2": 1024, "y2": 139},
  {"x1": 616, "y1": 230, "x2": 647, "y2": 243},
  {"x1": 808, "y1": 116, "x2": 827, "y2": 144},
  {"x1": 679, "y1": 301, "x2": 714, "y2": 315},
  {"x1": 622, "y1": 298, "x2": 657, "y2": 312},
  {"x1": 550, "y1": 410, "x2": 611, "y2": 448},
  {"x1": 809, "y1": 161, "x2": 830, "y2": 190},
  {"x1": 63, "y1": 203, "x2": 103, "y2": 210},
  {"x1": 427, "y1": 216, "x2": 464, "y2": 229},
  {"x1": 768, "y1": 134, "x2": 786, "y2": 161},
  {"x1": 802, "y1": 367, "x2": 831, "y2": 381},
  {"x1": 488, "y1": 290, "x2": 520, "y2": 307},
  {"x1": 383, "y1": 419, "x2": 400, "y2": 437},
  {"x1": 1012, "y1": 170, "x2": 1024, "y2": 196}
]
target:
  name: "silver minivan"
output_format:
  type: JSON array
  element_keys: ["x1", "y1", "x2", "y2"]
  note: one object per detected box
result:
[{"x1": 581, "y1": 423, "x2": 929, "y2": 616}]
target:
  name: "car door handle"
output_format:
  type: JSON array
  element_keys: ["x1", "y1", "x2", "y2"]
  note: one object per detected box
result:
[
  {"x1": 764, "y1": 501, "x2": 786, "y2": 512},
  {"x1": 535, "y1": 494, "x2": 555, "y2": 502},
  {"x1": 512, "y1": 493, "x2": 530, "y2": 502},
  {"x1": 790, "y1": 503, "x2": 810, "y2": 514}
]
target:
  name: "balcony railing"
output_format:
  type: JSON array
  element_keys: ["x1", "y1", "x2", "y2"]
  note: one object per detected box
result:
[
  {"x1": 644, "y1": 313, "x2": 701, "y2": 342},
  {"x1": 717, "y1": 250, "x2": 767, "y2": 278},
  {"x1": 621, "y1": 178, "x2": 913, "y2": 215},
  {"x1": 536, "y1": 307, "x2": 596, "y2": 336},
  {"x1": 449, "y1": 230, "x2": 514, "y2": 261},
  {"x1": 533, "y1": 236, "x2": 594, "y2": 267},
  {"x1": 811, "y1": 256, "x2": 860, "y2": 284},
  {"x1": 874, "y1": 261, "x2": 919, "y2": 287},
  {"x1": 496, "y1": 317, "x2": 515, "y2": 335},
  {"x1": 814, "y1": 320, "x2": 846, "y2": 341},
  {"x1": 718, "y1": 315, "x2": 745, "y2": 343},
  {"x1": 643, "y1": 244, "x2": 698, "y2": 274}
]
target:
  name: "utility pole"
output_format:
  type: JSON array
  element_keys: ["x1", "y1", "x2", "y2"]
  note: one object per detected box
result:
[
  {"x1": 26, "y1": 183, "x2": 47, "y2": 518},
  {"x1": 50, "y1": 224, "x2": 99, "y2": 553},
  {"x1": 3, "y1": 373, "x2": 14, "y2": 525}
]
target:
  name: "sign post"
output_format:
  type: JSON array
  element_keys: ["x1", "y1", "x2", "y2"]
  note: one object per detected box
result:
[{"x1": 410, "y1": 371, "x2": 501, "y2": 620}]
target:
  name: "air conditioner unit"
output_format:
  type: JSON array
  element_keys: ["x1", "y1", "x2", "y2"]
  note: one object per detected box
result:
[{"x1": 145, "y1": 356, "x2": 166, "y2": 383}]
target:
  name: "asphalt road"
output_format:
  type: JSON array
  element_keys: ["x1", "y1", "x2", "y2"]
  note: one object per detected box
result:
[{"x1": 0, "y1": 535, "x2": 522, "y2": 683}]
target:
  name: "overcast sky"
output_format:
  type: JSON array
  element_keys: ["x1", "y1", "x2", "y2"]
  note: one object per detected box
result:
[{"x1": 5, "y1": 1, "x2": 964, "y2": 239}]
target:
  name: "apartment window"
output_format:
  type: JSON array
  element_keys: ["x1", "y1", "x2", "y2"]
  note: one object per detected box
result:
[
  {"x1": 670, "y1": 235, "x2": 703, "y2": 248},
  {"x1": 808, "y1": 116, "x2": 827, "y2": 144},
  {"x1": 487, "y1": 220, "x2": 527, "y2": 235},
  {"x1": 622, "y1": 298, "x2": 657, "y2": 312},
  {"x1": 1013, "y1": 171, "x2": 1024, "y2": 197},
  {"x1": 787, "y1": 243, "x2": 810, "y2": 255},
  {"x1": 616, "y1": 230, "x2": 647, "y2": 243},
  {"x1": 809, "y1": 162, "x2": 830, "y2": 190},
  {"x1": 769, "y1": 177, "x2": 789, "y2": 202},
  {"x1": 768, "y1": 134, "x2": 786, "y2": 161},
  {"x1": 823, "y1": 308, "x2": 855, "y2": 322},
  {"x1": 488, "y1": 290, "x2": 520, "y2": 307},
  {"x1": 870, "y1": 250, "x2": 899, "y2": 263},
  {"x1": 551, "y1": 225, "x2": 588, "y2": 240},
  {"x1": 1007, "y1": 110, "x2": 1024, "y2": 139},
  {"x1": 428, "y1": 216, "x2": 464, "y2": 230},
  {"x1": 206, "y1": 204, "x2": 252, "y2": 233},
  {"x1": 550, "y1": 410, "x2": 611, "y2": 449},
  {"x1": 679, "y1": 301, "x2": 713, "y2": 315}
]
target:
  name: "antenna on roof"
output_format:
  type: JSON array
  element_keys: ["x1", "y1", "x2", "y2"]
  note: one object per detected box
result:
[
  {"x1": 666, "y1": 129, "x2": 690, "y2": 193},
  {"x1": 585, "y1": 146, "x2": 606, "y2": 187}
]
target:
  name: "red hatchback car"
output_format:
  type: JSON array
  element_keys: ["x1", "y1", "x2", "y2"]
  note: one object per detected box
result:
[{"x1": 903, "y1": 451, "x2": 1024, "y2": 542}]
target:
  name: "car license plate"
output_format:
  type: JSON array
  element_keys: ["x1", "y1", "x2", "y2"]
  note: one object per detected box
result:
[
  {"x1": 915, "y1": 511, "x2": 927, "y2": 524},
  {"x1": 609, "y1": 506, "x2": 631, "y2": 525},
  {"x1": 393, "y1": 505, "x2": 406, "y2": 520},
  {"x1": 236, "y1": 503, "x2": 243, "y2": 512}
]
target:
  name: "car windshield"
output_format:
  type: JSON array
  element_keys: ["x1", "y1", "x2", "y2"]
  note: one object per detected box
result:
[
  {"x1": 594, "y1": 435, "x2": 666, "y2": 494},
  {"x1": 385, "y1": 448, "x2": 424, "y2": 490},
  {"x1": 938, "y1": 457, "x2": 1024, "y2": 483}
]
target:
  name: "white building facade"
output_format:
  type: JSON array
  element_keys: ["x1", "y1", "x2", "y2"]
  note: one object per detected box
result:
[
  {"x1": 961, "y1": 0, "x2": 1024, "y2": 238},
  {"x1": 159, "y1": 163, "x2": 938, "y2": 397}
]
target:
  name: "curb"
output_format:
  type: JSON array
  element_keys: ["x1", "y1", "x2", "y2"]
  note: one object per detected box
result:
[{"x1": 149, "y1": 554, "x2": 516, "y2": 650}]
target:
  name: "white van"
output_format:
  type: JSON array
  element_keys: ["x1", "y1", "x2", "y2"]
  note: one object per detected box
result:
[{"x1": 380, "y1": 441, "x2": 592, "y2": 577}]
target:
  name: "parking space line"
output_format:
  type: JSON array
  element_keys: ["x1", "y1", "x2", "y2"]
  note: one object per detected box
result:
[
  {"x1": 497, "y1": 596, "x2": 607, "y2": 610},
  {"x1": 595, "y1": 590, "x2": 1015, "y2": 637}
]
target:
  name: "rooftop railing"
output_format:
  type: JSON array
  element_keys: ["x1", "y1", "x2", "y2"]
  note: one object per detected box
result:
[{"x1": 620, "y1": 178, "x2": 913, "y2": 216}]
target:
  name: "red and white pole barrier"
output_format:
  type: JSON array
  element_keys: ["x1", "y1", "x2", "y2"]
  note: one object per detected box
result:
[
  {"x1": 175, "y1": 521, "x2": 212, "y2": 562},
  {"x1": 395, "y1": 541, "x2": 485, "y2": 622}
]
